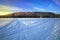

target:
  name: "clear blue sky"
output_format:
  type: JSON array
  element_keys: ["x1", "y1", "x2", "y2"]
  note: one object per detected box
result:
[{"x1": 0, "y1": 0, "x2": 60, "y2": 14}]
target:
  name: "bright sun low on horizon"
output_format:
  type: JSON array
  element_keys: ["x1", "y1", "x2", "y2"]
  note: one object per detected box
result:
[
  {"x1": 0, "y1": 5, "x2": 22, "y2": 15},
  {"x1": 0, "y1": 12, "x2": 11, "y2": 15}
]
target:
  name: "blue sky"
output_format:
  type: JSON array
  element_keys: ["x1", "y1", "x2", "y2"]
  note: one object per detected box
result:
[{"x1": 0, "y1": 0, "x2": 60, "y2": 14}]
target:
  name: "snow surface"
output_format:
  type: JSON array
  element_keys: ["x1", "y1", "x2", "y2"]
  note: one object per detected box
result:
[{"x1": 0, "y1": 18, "x2": 60, "y2": 40}]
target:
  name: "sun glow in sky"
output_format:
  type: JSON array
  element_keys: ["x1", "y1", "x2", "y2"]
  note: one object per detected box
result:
[
  {"x1": 0, "y1": 5, "x2": 13, "y2": 15},
  {"x1": 0, "y1": 5, "x2": 23, "y2": 15},
  {"x1": 0, "y1": 12, "x2": 10, "y2": 15}
]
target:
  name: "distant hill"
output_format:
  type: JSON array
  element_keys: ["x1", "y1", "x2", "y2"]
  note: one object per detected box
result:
[
  {"x1": 55, "y1": 14, "x2": 60, "y2": 18},
  {"x1": 0, "y1": 12, "x2": 59, "y2": 18}
]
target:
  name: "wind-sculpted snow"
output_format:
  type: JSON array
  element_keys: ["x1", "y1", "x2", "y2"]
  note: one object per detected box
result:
[{"x1": 0, "y1": 18, "x2": 60, "y2": 40}]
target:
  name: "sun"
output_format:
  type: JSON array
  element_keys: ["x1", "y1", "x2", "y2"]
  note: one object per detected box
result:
[
  {"x1": 0, "y1": 12, "x2": 11, "y2": 16},
  {"x1": 0, "y1": 5, "x2": 21, "y2": 16}
]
